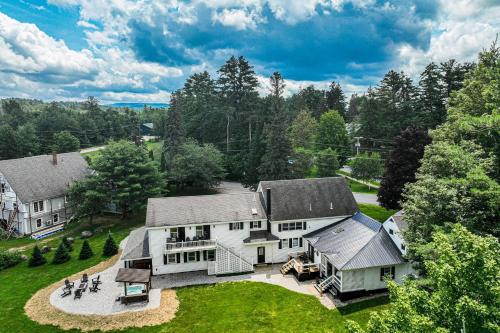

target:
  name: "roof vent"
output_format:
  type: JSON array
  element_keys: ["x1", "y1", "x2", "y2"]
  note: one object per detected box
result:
[
  {"x1": 309, "y1": 203, "x2": 312, "y2": 212},
  {"x1": 330, "y1": 202, "x2": 333, "y2": 210},
  {"x1": 332, "y1": 227, "x2": 344, "y2": 235},
  {"x1": 251, "y1": 208, "x2": 258, "y2": 215}
]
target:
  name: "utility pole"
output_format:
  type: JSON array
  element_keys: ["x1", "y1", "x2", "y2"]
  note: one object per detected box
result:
[{"x1": 354, "y1": 137, "x2": 363, "y2": 155}]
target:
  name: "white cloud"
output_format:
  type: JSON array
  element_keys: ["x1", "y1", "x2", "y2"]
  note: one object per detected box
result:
[
  {"x1": 395, "y1": 0, "x2": 500, "y2": 77},
  {"x1": 212, "y1": 8, "x2": 263, "y2": 30},
  {"x1": 0, "y1": 12, "x2": 97, "y2": 82},
  {"x1": 77, "y1": 20, "x2": 98, "y2": 29}
]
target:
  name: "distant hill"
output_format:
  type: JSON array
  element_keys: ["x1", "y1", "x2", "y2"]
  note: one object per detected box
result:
[{"x1": 107, "y1": 103, "x2": 169, "y2": 109}]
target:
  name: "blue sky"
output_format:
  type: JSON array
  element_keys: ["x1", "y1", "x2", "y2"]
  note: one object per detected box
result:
[{"x1": 0, "y1": 0, "x2": 498, "y2": 103}]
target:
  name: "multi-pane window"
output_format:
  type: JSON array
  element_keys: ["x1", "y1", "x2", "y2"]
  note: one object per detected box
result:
[
  {"x1": 207, "y1": 250, "x2": 215, "y2": 261},
  {"x1": 380, "y1": 266, "x2": 395, "y2": 281},
  {"x1": 164, "y1": 253, "x2": 179, "y2": 265},
  {"x1": 187, "y1": 251, "x2": 197, "y2": 262},
  {"x1": 53, "y1": 214, "x2": 59, "y2": 223},
  {"x1": 250, "y1": 221, "x2": 262, "y2": 229},
  {"x1": 170, "y1": 228, "x2": 178, "y2": 239},
  {"x1": 33, "y1": 200, "x2": 44, "y2": 213},
  {"x1": 279, "y1": 237, "x2": 303, "y2": 249},
  {"x1": 36, "y1": 218, "x2": 42, "y2": 228},
  {"x1": 279, "y1": 221, "x2": 306, "y2": 231},
  {"x1": 195, "y1": 226, "x2": 203, "y2": 238},
  {"x1": 229, "y1": 222, "x2": 244, "y2": 230}
]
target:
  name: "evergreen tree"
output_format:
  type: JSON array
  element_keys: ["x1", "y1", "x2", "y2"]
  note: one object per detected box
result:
[
  {"x1": 315, "y1": 110, "x2": 351, "y2": 165},
  {"x1": 93, "y1": 141, "x2": 164, "y2": 218},
  {"x1": 258, "y1": 72, "x2": 292, "y2": 180},
  {"x1": 325, "y1": 81, "x2": 347, "y2": 119},
  {"x1": 292, "y1": 85, "x2": 327, "y2": 119},
  {"x1": 418, "y1": 62, "x2": 445, "y2": 128},
  {"x1": 103, "y1": 233, "x2": 118, "y2": 257},
  {"x1": 162, "y1": 91, "x2": 185, "y2": 170},
  {"x1": 242, "y1": 125, "x2": 266, "y2": 189},
  {"x1": 345, "y1": 93, "x2": 363, "y2": 123},
  {"x1": 53, "y1": 131, "x2": 80, "y2": 153},
  {"x1": 290, "y1": 148, "x2": 314, "y2": 179},
  {"x1": 378, "y1": 127, "x2": 431, "y2": 209},
  {"x1": 68, "y1": 176, "x2": 109, "y2": 226},
  {"x1": 52, "y1": 241, "x2": 71, "y2": 264},
  {"x1": 16, "y1": 124, "x2": 40, "y2": 157},
  {"x1": 28, "y1": 245, "x2": 47, "y2": 267},
  {"x1": 78, "y1": 240, "x2": 94, "y2": 260},
  {"x1": 62, "y1": 237, "x2": 73, "y2": 252},
  {"x1": 316, "y1": 148, "x2": 340, "y2": 177},
  {"x1": 0, "y1": 125, "x2": 19, "y2": 159}
]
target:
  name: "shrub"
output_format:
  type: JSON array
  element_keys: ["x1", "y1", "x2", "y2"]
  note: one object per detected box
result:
[
  {"x1": 28, "y1": 245, "x2": 47, "y2": 267},
  {"x1": 62, "y1": 237, "x2": 73, "y2": 252},
  {"x1": 102, "y1": 233, "x2": 118, "y2": 257},
  {"x1": 52, "y1": 242, "x2": 71, "y2": 264},
  {"x1": 78, "y1": 240, "x2": 94, "y2": 260},
  {"x1": 0, "y1": 250, "x2": 22, "y2": 270}
]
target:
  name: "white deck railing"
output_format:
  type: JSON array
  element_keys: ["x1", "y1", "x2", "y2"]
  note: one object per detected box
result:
[{"x1": 165, "y1": 239, "x2": 217, "y2": 252}]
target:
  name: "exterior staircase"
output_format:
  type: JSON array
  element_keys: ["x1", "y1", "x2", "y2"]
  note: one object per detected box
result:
[
  {"x1": 280, "y1": 258, "x2": 296, "y2": 275},
  {"x1": 209, "y1": 242, "x2": 254, "y2": 276},
  {"x1": 314, "y1": 275, "x2": 334, "y2": 294},
  {"x1": 4, "y1": 207, "x2": 18, "y2": 237}
]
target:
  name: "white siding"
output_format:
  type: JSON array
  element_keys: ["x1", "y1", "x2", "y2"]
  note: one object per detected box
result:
[
  {"x1": 341, "y1": 262, "x2": 413, "y2": 292},
  {"x1": 383, "y1": 218, "x2": 407, "y2": 255}
]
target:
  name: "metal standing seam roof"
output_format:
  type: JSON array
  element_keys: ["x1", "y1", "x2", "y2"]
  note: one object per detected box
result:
[
  {"x1": 391, "y1": 210, "x2": 408, "y2": 232},
  {"x1": 121, "y1": 227, "x2": 150, "y2": 260},
  {"x1": 304, "y1": 212, "x2": 406, "y2": 270},
  {"x1": 115, "y1": 268, "x2": 151, "y2": 283},
  {"x1": 0, "y1": 152, "x2": 89, "y2": 202},
  {"x1": 145, "y1": 192, "x2": 267, "y2": 227},
  {"x1": 258, "y1": 177, "x2": 358, "y2": 221}
]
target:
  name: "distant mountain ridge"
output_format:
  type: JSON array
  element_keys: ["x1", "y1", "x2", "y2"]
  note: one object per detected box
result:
[{"x1": 107, "y1": 102, "x2": 169, "y2": 109}]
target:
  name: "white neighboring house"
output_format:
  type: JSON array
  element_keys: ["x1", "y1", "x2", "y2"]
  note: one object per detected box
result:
[
  {"x1": 122, "y1": 177, "x2": 414, "y2": 300},
  {"x1": 382, "y1": 210, "x2": 407, "y2": 255},
  {"x1": 0, "y1": 152, "x2": 89, "y2": 238}
]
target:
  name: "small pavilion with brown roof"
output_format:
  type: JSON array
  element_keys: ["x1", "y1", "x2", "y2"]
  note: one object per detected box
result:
[{"x1": 115, "y1": 268, "x2": 151, "y2": 304}]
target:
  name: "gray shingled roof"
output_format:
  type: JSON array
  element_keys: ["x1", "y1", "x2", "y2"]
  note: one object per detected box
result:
[
  {"x1": 0, "y1": 153, "x2": 89, "y2": 202},
  {"x1": 258, "y1": 177, "x2": 358, "y2": 221},
  {"x1": 146, "y1": 193, "x2": 266, "y2": 227},
  {"x1": 122, "y1": 227, "x2": 150, "y2": 260},
  {"x1": 304, "y1": 212, "x2": 405, "y2": 270},
  {"x1": 391, "y1": 210, "x2": 407, "y2": 232}
]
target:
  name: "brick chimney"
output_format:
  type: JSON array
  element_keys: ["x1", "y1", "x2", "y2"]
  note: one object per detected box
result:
[{"x1": 52, "y1": 152, "x2": 58, "y2": 165}]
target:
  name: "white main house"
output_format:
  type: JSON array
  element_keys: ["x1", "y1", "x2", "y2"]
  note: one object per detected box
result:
[
  {"x1": 122, "y1": 177, "x2": 414, "y2": 300},
  {"x1": 0, "y1": 152, "x2": 89, "y2": 238}
]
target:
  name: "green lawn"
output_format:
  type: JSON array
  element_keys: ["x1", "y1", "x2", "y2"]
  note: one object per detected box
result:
[
  {"x1": 337, "y1": 170, "x2": 381, "y2": 187},
  {"x1": 0, "y1": 212, "x2": 389, "y2": 333},
  {"x1": 345, "y1": 179, "x2": 378, "y2": 194},
  {"x1": 358, "y1": 203, "x2": 397, "y2": 222},
  {"x1": 145, "y1": 140, "x2": 163, "y2": 162}
]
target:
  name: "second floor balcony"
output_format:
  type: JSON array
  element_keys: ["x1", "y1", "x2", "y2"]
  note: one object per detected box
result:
[{"x1": 165, "y1": 239, "x2": 217, "y2": 253}]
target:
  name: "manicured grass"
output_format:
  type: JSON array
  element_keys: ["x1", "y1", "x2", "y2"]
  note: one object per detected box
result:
[
  {"x1": 337, "y1": 170, "x2": 381, "y2": 187},
  {"x1": 122, "y1": 282, "x2": 389, "y2": 333},
  {"x1": 145, "y1": 140, "x2": 163, "y2": 163},
  {"x1": 346, "y1": 179, "x2": 378, "y2": 194},
  {"x1": 358, "y1": 203, "x2": 397, "y2": 222},
  {"x1": 0, "y1": 214, "x2": 144, "y2": 333}
]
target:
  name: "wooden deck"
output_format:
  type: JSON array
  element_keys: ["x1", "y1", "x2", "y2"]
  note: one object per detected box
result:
[{"x1": 284, "y1": 252, "x2": 319, "y2": 281}]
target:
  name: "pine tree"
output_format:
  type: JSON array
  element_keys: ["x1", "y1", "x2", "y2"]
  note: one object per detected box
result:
[
  {"x1": 418, "y1": 62, "x2": 445, "y2": 128},
  {"x1": 102, "y1": 233, "x2": 118, "y2": 257},
  {"x1": 258, "y1": 72, "x2": 292, "y2": 180},
  {"x1": 78, "y1": 240, "x2": 94, "y2": 260},
  {"x1": 62, "y1": 237, "x2": 73, "y2": 252},
  {"x1": 378, "y1": 127, "x2": 431, "y2": 209},
  {"x1": 28, "y1": 245, "x2": 46, "y2": 267},
  {"x1": 162, "y1": 91, "x2": 185, "y2": 170},
  {"x1": 316, "y1": 148, "x2": 340, "y2": 177},
  {"x1": 52, "y1": 242, "x2": 71, "y2": 264},
  {"x1": 325, "y1": 81, "x2": 347, "y2": 119}
]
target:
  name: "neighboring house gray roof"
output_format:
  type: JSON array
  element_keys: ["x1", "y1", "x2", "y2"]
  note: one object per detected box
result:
[
  {"x1": 304, "y1": 212, "x2": 406, "y2": 270},
  {"x1": 122, "y1": 227, "x2": 150, "y2": 260},
  {"x1": 146, "y1": 193, "x2": 266, "y2": 227},
  {"x1": 258, "y1": 177, "x2": 358, "y2": 221},
  {"x1": 391, "y1": 210, "x2": 407, "y2": 232},
  {"x1": 142, "y1": 123, "x2": 154, "y2": 129},
  {"x1": 0, "y1": 152, "x2": 89, "y2": 202}
]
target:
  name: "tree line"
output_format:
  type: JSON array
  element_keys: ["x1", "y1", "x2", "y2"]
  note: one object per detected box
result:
[
  {"x1": 159, "y1": 55, "x2": 473, "y2": 191},
  {"x1": 0, "y1": 97, "x2": 153, "y2": 159}
]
